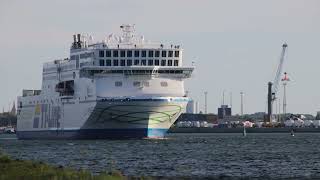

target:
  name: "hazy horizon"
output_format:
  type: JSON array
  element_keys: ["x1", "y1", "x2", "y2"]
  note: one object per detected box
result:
[{"x1": 1, "y1": 0, "x2": 320, "y2": 115}]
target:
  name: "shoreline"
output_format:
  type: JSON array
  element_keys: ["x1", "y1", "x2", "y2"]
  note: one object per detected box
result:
[
  {"x1": 168, "y1": 127, "x2": 320, "y2": 133},
  {"x1": 2, "y1": 127, "x2": 320, "y2": 138},
  {"x1": 0, "y1": 153, "x2": 125, "y2": 180}
]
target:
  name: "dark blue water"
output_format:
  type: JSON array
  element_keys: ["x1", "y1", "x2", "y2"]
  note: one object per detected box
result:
[{"x1": 1, "y1": 133, "x2": 320, "y2": 179}]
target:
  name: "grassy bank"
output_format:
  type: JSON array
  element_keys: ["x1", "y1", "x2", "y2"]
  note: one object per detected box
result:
[{"x1": 0, "y1": 154, "x2": 125, "y2": 180}]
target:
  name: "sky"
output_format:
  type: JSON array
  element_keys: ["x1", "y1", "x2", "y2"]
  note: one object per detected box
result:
[{"x1": 0, "y1": 0, "x2": 320, "y2": 115}]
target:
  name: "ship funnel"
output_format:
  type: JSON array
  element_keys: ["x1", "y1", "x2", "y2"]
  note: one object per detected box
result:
[
  {"x1": 73, "y1": 35, "x2": 77, "y2": 43},
  {"x1": 77, "y1": 34, "x2": 81, "y2": 42}
]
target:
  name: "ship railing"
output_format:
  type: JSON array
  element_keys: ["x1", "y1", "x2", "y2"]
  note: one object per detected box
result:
[
  {"x1": 99, "y1": 42, "x2": 181, "y2": 50},
  {"x1": 22, "y1": 90, "x2": 41, "y2": 97},
  {"x1": 61, "y1": 95, "x2": 74, "y2": 99},
  {"x1": 60, "y1": 96, "x2": 75, "y2": 104},
  {"x1": 79, "y1": 66, "x2": 193, "y2": 78},
  {"x1": 80, "y1": 61, "x2": 93, "y2": 68}
]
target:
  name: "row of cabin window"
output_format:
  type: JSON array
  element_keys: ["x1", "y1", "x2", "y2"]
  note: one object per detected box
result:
[
  {"x1": 86, "y1": 69, "x2": 184, "y2": 75},
  {"x1": 99, "y1": 59, "x2": 179, "y2": 67},
  {"x1": 43, "y1": 64, "x2": 74, "y2": 73},
  {"x1": 70, "y1": 52, "x2": 94, "y2": 60},
  {"x1": 115, "y1": 81, "x2": 168, "y2": 87},
  {"x1": 99, "y1": 50, "x2": 180, "y2": 58}
]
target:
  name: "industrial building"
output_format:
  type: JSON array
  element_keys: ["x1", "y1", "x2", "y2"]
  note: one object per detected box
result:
[{"x1": 218, "y1": 105, "x2": 232, "y2": 119}]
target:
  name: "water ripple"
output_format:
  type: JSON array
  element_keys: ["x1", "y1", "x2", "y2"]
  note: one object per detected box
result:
[{"x1": 1, "y1": 133, "x2": 320, "y2": 178}]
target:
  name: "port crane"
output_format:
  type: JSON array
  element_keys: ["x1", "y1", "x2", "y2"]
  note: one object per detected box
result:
[{"x1": 267, "y1": 43, "x2": 288, "y2": 122}]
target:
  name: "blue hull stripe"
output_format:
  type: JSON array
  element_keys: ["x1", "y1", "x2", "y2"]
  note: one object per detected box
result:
[{"x1": 16, "y1": 128, "x2": 168, "y2": 140}]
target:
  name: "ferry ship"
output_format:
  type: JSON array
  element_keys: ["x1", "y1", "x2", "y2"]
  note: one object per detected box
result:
[{"x1": 16, "y1": 25, "x2": 194, "y2": 139}]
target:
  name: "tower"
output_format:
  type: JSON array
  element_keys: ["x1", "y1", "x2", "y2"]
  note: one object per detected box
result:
[
  {"x1": 195, "y1": 101, "x2": 199, "y2": 114},
  {"x1": 240, "y1": 91, "x2": 244, "y2": 116},
  {"x1": 10, "y1": 101, "x2": 16, "y2": 116},
  {"x1": 204, "y1": 91, "x2": 208, "y2": 114},
  {"x1": 281, "y1": 72, "x2": 290, "y2": 121}
]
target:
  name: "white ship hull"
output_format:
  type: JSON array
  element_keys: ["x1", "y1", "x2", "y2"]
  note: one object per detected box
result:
[{"x1": 17, "y1": 97, "x2": 188, "y2": 139}]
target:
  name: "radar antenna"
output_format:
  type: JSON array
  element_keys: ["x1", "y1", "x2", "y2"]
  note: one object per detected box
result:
[{"x1": 120, "y1": 24, "x2": 136, "y2": 43}]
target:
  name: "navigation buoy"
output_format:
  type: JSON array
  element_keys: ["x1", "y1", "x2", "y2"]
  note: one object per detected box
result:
[
  {"x1": 291, "y1": 129, "x2": 295, "y2": 137},
  {"x1": 243, "y1": 126, "x2": 247, "y2": 137}
]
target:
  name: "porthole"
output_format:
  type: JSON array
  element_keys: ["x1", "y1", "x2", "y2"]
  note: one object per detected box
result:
[
  {"x1": 161, "y1": 82, "x2": 168, "y2": 87},
  {"x1": 115, "y1": 81, "x2": 122, "y2": 87}
]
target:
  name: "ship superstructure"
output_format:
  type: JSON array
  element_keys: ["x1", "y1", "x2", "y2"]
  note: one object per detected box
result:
[{"x1": 17, "y1": 25, "x2": 194, "y2": 139}]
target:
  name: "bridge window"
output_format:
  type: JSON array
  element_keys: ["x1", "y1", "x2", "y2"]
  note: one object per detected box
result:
[
  {"x1": 134, "y1": 50, "x2": 140, "y2": 57},
  {"x1": 127, "y1": 59, "x2": 132, "y2": 66},
  {"x1": 113, "y1": 50, "x2": 119, "y2": 57},
  {"x1": 175, "y1": 51, "x2": 180, "y2": 57},
  {"x1": 168, "y1": 51, "x2": 173, "y2": 57},
  {"x1": 115, "y1": 81, "x2": 122, "y2": 87},
  {"x1": 143, "y1": 82, "x2": 149, "y2": 87},
  {"x1": 127, "y1": 50, "x2": 132, "y2": 57},
  {"x1": 120, "y1": 59, "x2": 126, "y2": 66},
  {"x1": 106, "y1": 50, "x2": 111, "y2": 57},
  {"x1": 106, "y1": 59, "x2": 111, "y2": 66},
  {"x1": 99, "y1": 59, "x2": 105, "y2": 66},
  {"x1": 148, "y1": 60, "x2": 153, "y2": 66},
  {"x1": 120, "y1": 50, "x2": 126, "y2": 57},
  {"x1": 133, "y1": 81, "x2": 141, "y2": 87},
  {"x1": 161, "y1": 82, "x2": 168, "y2": 87},
  {"x1": 80, "y1": 53, "x2": 86, "y2": 59},
  {"x1": 161, "y1": 60, "x2": 166, "y2": 66},
  {"x1": 99, "y1": 50, "x2": 104, "y2": 57},
  {"x1": 134, "y1": 59, "x2": 139, "y2": 65},
  {"x1": 141, "y1": 60, "x2": 146, "y2": 66},
  {"x1": 142, "y1": 50, "x2": 146, "y2": 57},
  {"x1": 155, "y1": 59, "x2": 159, "y2": 66},
  {"x1": 148, "y1": 51, "x2": 154, "y2": 57},
  {"x1": 162, "y1": 51, "x2": 167, "y2": 57},
  {"x1": 174, "y1": 60, "x2": 179, "y2": 66},
  {"x1": 155, "y1": 51, "x2": 160, "y2": 57},
  {"x1": 76, "y1": 59, "x2": 79, "y2": 68},
  {"x1": 168, "y1": 60, "x2": 173, "y2": 66},
  {"x1": 85, "y1": 52, "x2": 93, "y2": 58},
  {"x1": 113, "y1": 59, "x2": 119, "y2": 66}
]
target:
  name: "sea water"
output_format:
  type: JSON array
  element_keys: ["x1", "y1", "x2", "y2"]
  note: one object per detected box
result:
[{"x1": 1, "y1": 133, "x2": 320, "y2": 179}]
